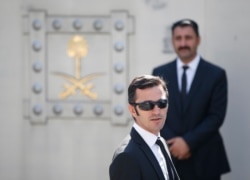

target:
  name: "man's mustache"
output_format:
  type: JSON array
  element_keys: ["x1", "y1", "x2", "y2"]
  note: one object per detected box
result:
[{"x1": 178, "y1": 47, "x2": 190, "y2": 51}]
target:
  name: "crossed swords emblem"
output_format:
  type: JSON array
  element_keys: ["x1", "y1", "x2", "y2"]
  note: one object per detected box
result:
[{"x1": 54, "y1": 35, "x2": 103, "y2": 99}]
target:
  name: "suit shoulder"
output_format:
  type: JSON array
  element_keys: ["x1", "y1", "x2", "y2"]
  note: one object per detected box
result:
[
  {"x1": 111, "y1": 143, "x2": 140, "y2": 168},
  {"x1": 153, "y1": 60, "x2": 176, "y2": 74},
  {"x1": 113, "y1": 150, "x2": 136, "y2": 162},
  {"x1": 200, "y1": 59, "x2": 227, "y2": 83},
  {"x1": 201, "y1": 59, "x2": 226, "y2": 73},
  {"x1": 112, "y1": 135, "x2": 131, "y2": 160},
  {"x1": 153, "y1": 60, "x2": 175, "y2": 70}
]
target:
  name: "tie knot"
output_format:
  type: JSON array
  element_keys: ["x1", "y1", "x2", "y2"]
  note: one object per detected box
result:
[
  {"x1": 183, "y1": 65, "x2": 189, "y2": 71},
  {"x1": 156, "y1": 138, "x2": 163, "y2": 146}
]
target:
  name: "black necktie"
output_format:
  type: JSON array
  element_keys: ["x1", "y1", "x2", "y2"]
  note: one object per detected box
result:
[
  {"x1": 181, "y1": 65, "x2": 189, "y2": 109},
  {"x1": 156, "y1": 138, "x2": 178, "y2": 180}
]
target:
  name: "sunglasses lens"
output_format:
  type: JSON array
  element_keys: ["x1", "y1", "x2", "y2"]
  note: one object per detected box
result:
[
  {"x1": 138, "y1": 102, "x2": 154, "y2": 110},
  {"x1": 137, "y1": 99, "x2": 168, "y2": 111},
  {"x1": 158, "y1": 99, "x2": 168, "y2": 108}
]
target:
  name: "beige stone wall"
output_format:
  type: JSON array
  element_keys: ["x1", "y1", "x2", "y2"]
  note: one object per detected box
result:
[{"x1": 0, "y1": 0, "x2": 249, "y2": 179}]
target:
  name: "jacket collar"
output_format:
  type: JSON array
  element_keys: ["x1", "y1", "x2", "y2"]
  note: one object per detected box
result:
[{"x1": 130, "y1": 128, "x2": 166, "y2": 180}]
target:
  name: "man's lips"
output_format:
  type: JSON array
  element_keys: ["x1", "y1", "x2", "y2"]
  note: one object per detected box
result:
[{"x1": 151, "y1": 117, "x2": 162, "y2": 121}]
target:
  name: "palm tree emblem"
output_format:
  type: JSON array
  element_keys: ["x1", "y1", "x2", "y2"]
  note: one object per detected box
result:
[{"x1": 54, "y1": 35, "x2": 104, "y2": 99}]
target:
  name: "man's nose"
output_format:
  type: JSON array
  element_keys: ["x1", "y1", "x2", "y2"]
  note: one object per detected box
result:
[{"x1": 180, "y1": 38, "x2": 187, "y2": 46}]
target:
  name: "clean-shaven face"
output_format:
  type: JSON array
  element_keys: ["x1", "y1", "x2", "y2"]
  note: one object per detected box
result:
[{"x1": 128, "y1": 85, "x2": 168, "y2": 135}]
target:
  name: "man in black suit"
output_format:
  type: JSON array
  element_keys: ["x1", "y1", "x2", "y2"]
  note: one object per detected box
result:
[
  {"x1": 109, "y1": 75, "x2": 180, "y2": 180},
  {"x1": 152, "y1": 19, "x2": 231, "y2": 180}
]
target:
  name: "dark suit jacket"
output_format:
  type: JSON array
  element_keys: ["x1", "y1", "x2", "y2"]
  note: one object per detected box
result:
[
  {"x1": 109, "y1": 128, "x2": 167, "y2": 180},
  {"x1": 152, "y1": 58, "x2": 230, "y2": 177}
]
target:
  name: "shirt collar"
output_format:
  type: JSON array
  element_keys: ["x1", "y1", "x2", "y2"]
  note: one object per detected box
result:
[
  {"x1": 133, "y1": 123, "x2": 159, "y2": 147},
  {"x1": 177, "y1": 54, "x2": 200, "y2": 71}
]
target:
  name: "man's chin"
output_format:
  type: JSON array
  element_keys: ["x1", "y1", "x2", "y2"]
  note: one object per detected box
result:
[{"x1": 178, "y1": 53, "x2": 193, "y2": 62}]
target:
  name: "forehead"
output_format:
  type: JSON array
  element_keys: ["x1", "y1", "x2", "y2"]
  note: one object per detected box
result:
[
  {"x1": 173, "y1": 26, "x2": 196, "y2": 36},
  {"x1": 135, "y1": 85, "x2": 166, "y2": 101}
]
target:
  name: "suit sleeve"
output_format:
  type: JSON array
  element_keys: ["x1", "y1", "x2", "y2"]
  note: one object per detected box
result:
[
  {"x1": 183, "y1": 69, "x2": 228, "y2": 151},
  {"x1": 109, "y1": 153, "x2": 141, "y2": 180}
]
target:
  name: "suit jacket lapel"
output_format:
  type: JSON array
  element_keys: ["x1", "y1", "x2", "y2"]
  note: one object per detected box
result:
[
  {"x1": 130, "y1": 128, "x2": 165, "y2": 180},
  {"x1": 184, "y1": 59, "x2": 205, "y2": 112},
  {"x1": 168, "y1": 61, "x2": 182, "y2": 114}
]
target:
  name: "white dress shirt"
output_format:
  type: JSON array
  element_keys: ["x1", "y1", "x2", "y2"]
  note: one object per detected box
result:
[
  {"x1": 133, "y1": 123, "x2": 170, "y2": 180},
  {"x1": 177, "y1": 54, "x2": 200, "y2": 93}
]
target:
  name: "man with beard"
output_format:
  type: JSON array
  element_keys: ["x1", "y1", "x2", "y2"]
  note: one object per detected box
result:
[{"x1": 152, "y1": 19, "x2": 230, "y2": 180}]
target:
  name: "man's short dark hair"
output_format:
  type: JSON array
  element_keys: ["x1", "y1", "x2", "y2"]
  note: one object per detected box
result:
[
  {"x1": 128, "y1": 75, "x2": 168, "y2": 104},
  {"x1": 171, "y1": 19, "x2": 199, "y2": 37}
]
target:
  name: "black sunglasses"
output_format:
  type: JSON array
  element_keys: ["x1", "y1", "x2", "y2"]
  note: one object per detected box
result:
[{"x1": 131, "y1": 99, "x2": 168, "y2": 111}]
